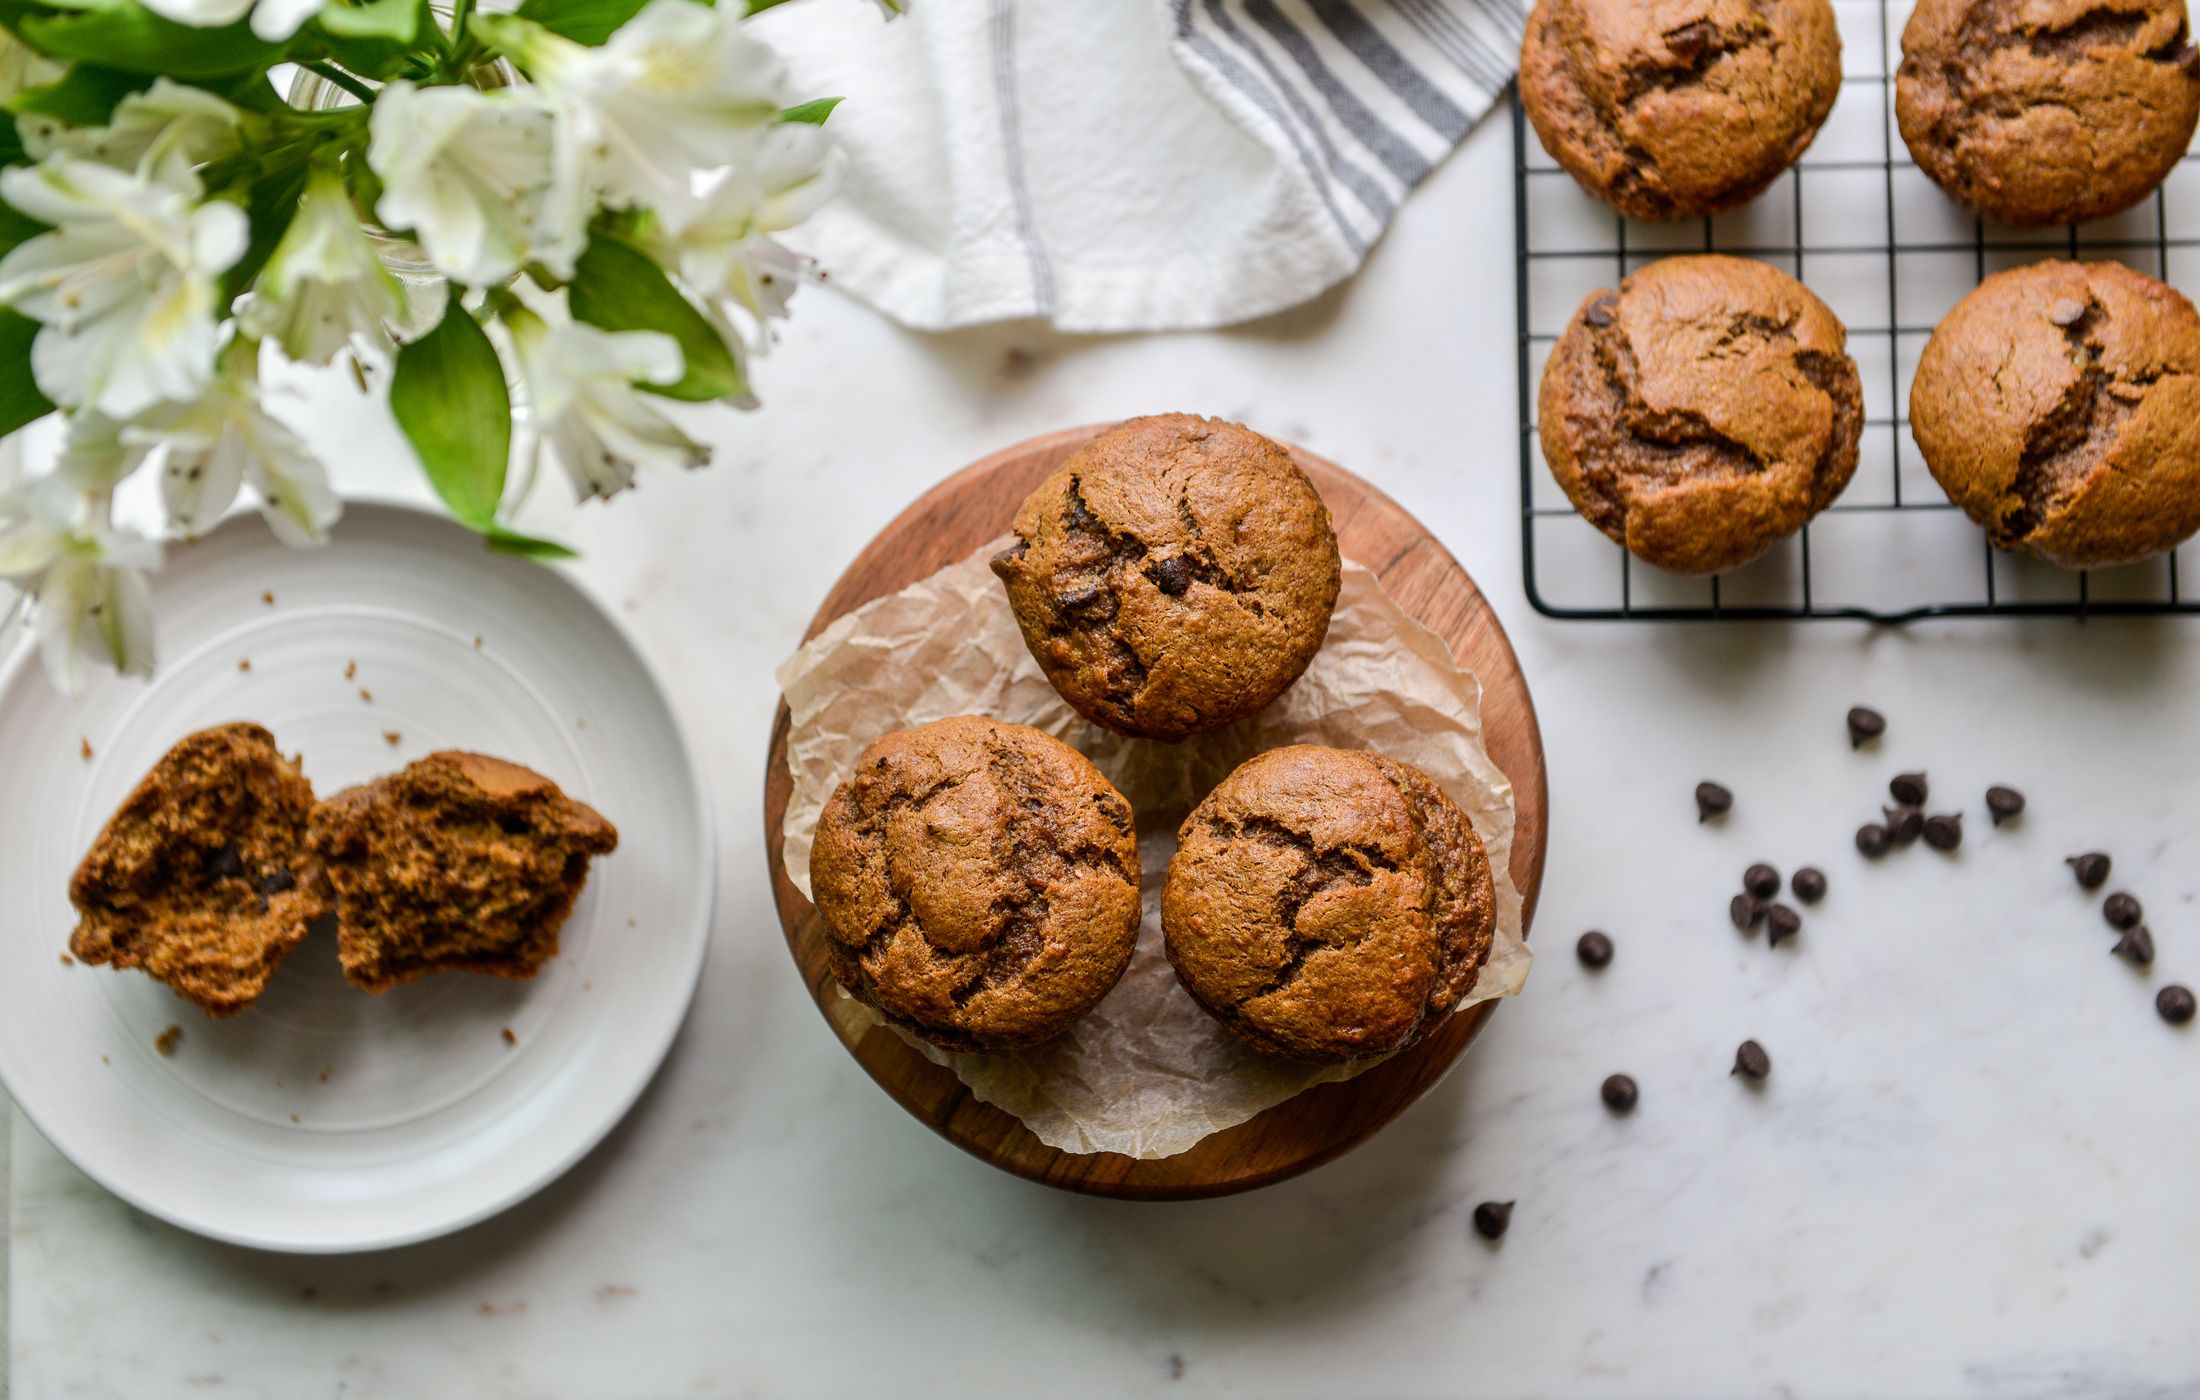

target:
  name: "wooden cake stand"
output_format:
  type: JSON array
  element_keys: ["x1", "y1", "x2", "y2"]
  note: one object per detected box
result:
[{"x1": 764, "y1": 427, "x2": 1548, "y2": 1198}]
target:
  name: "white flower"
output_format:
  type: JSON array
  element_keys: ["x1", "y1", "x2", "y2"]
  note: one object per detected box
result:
[
  {"x1": 249, "y1": 0, "x2": 323, "y2": 40},
  {"x1": 125, "y1": 349, "x2": 340, "y2": 546},
  {"x1": 506, "y1": 309, "x2": 707, "y2": 502},
  {"x1": 134, "y1": 0, "x2": 320, "y2": 33},
  {"x1": 0, "y1": 27, "x2": 65, "y2": 103},
  {"x1": 54, "y1": 411, "x2": 152, "y2": 493},
  {"x1": 367, "y1": 80, "x2": 577, "y2": 287},
  {"x1": 0, "y1": 156, "x2": 247, "y2": 419},
  {"x1": 21, "y1": 79, "x2": 244, "y2": 175},
  {"x1": 241, "y1": 168, "x2": 405, "y2": 364},
  {"x1": 491, "y1": 0, "x2": 786, "y2": 217},
  {"x1": 649, "y1": 123, "x2": 832, "y2": 329},
  {"x1": 0, "y1": 472, "x2": 161, "y2": 694}
]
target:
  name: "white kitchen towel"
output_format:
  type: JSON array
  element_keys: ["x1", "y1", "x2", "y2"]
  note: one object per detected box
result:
[{"x1": 755, "y1": 0, "x2": 1527, "y2": 332}]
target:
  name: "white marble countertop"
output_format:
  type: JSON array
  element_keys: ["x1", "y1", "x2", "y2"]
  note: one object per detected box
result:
[{"x1": 8, "y1": 105, "x2": 2200, "y2": 1399}]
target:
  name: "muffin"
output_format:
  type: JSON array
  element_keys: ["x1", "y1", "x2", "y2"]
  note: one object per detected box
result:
[
  {"x1": 990, "y1": 414, "x2": 1341, "y2": 742},
  {"x1": 809, "y1": 716, "x2": 1141, "y2": 1053},
  {"x1": 68, "y1": 722, "x2": 333, "y2": 1017},
  {"x1": 1539, "y1": 254, "x2": 1863, "y2": 575},
  {"x1": 1520, "y1": 0, "x2": 1843, "y2": 220},
  {"x1": 309, "y1": 751, "x2": 618, "y2": 992},
  {"x1": 1162, "y1": 746, "x2": 1495, "y2": 1064},
  {"x1": 1910, "y1": 259, "x2": 2200, "y2": 567},
  {"x1": 1897, "y1": 0, "x2": 2200, "y2": 227}
]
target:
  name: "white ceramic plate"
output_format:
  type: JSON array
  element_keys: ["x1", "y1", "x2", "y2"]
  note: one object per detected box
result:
[{"x1": 0, "y1": 502, "x2": 712, "y2": 1252}]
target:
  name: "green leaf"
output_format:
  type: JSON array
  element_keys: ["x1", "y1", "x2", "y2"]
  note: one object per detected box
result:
[
  {"x1": 512, "y1": 0, "x2": 645, "y2": 45},
  {"x1": 219, "y1": 164, "x2": 308, "y2": 303},
  {"x1": 777, "y1": 97, "x2": 840, "y2": 126},
  {"x1": 568, "y1": 233, "x2": 744, "y2": 404},
  {"x1": 485, "y1": 526, "x2": 578, "y2": 560},
  {"x1": 0, "y1": 311, "x2": 53, "y2": 439},
  {"x1": 390, "y1": 299, "x2": 511, "y2": 529},
  {"x1": 8, "y1": 65, "x2": 150, "y2": 127},
  {"x1": 744, "y1": 0, "x2": 796, "y2": 12},
  {"x1": 19, "y1": 6, "x2": 283, "y2": 79}
]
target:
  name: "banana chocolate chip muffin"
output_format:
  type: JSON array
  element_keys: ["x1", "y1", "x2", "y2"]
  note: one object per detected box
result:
[
  {"x1": 810, "y1": 716, "x2": 1141, "y2": 1053},
  {"x1": 1897, "y1": 0, "x2": 2200, "y2": 227},
  {"x1": 990, "y1": 414, "x2": 1341, "y2": 743},
  {"x1": 309, "y1": 752, "x2": 618, "y2": 992},
  {"x1": 1539, "y1": 254, "x2": 1864, "y2": 575},
  {"x1": 69, "y1": 722, "x2": 333, "y2": 1017},
  {"x1": 1911, "y1": 260, "x2": 2200, "y2": 567},
  {"x1": 1520, "y1": 0, "x2": 1843, "y2": 220},
  {"x1": 1162, "y1": 746, "x2": 1496, "y2": 1064}
]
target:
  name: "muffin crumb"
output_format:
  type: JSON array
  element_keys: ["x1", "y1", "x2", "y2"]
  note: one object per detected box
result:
[{"x1": 154, "y1": 1025, "x2": 182, "y2": 1055}]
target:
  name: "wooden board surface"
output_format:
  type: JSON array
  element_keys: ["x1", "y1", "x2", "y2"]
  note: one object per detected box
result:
[{"x1": 763, "y1": 426, "x2": 1548, "y2": 1199}]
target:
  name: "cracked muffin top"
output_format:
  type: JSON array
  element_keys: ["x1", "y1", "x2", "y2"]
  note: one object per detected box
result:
[
  {"x1": 1898, "y1": 0, "x2": 2200, "y2": 227},
  {"x1": 1911, "y1": 259, "x2": 2200, "y2": 568},
  {"x1": 1520, "y1": 0, "x2": 1842, "y2": 220},
  {"x1": 69, "y1": 722, "x2": 333, "y2": 1017},
  {"x1": 1161, "y1": 746, "x2": 1495, "y2": 1064},
  {"x1": 990, "y1": 414, "x2": 1341, "y2": 742},
  {"x1": 1539, "y1": 254, "x2": 1863, "y2": 576},
  {"x1": 809, "y1": 716, "x2": 1142, "y2": 1053}
]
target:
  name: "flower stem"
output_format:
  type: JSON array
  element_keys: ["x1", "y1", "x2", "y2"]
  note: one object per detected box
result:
[{"x1": 300, "y1": 60, "x2": 377, "y2": 105}]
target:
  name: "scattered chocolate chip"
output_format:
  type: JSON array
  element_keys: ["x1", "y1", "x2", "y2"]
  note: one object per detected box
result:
[
  {"x1": 1845, "y1": 706, "x2": 1885, "y2": 748},
  {"x1": 1473, "y1": 1201, "x2": 1515, "y2": 1239},
  {"x1": 208, "y1": 843, "x2": 244, "y2": 879},
  {"x1": 1890, "y1": 772, "x2": 1929, "y2": 806},
  {"x1": 1150, "y1": 556, "x2": 1191, "y2": 597},
  {"x1": 1744, "y1": 863, "x2": 1780, "y2": 899},
  {"x1": 1576, "y1": 931, "x2": 1613, "y2": 968},
  {"x1": 258, "y1": 869, "x2": 296, "y2": 895},
  {"x1": 1923, "y1": 813, "x2": 1963, "y2": 852},
  {"x1": 1856, "y1": 823, "x2": 1892, "y2": 858},
  {"x1": 1766, "y1": 903, "x2": 1802, "y2": 946},
  {"x1": 1885, "y1": 805, "x2": 1924, "y2": 847},
  {"x1": 1731, "y1": 1040, "x2": 1771, "y2": 1080},
  {"x1": 2103, "y1": 893, "x2": 2143, "y2": 930},
  {"x1": 1601, "y1": 1074, "x2": 1639, "y2": 1112},
  {"x1": 1582, "y1": 295, "x2": 1615, "y2": 328},
  {"x1": 2111, "y1": 926, "x2": 2155, "y2": 967},
  {"x1": 2159, "y1": 985, "x2": 2196, "y2": 1025},
  {"x1": 1791, "y1": 867, "x2": 1827, "y2": 904},
  {"x1": 1985, "y1": 786, "x2": 2025, "y2": 826},
  {"x1": 1695, "y1": 781, "x2": 1733, "y2": 822},
  {"x1": 2047, "y1": 298, "x2": 2088, "y2": 328},
  {"x1": 2067, "y1": 852, "x2": 2112, "y2": 890},
  {"x1": 1730, "y1": 892, "x2": 1764, "y2": 932}
]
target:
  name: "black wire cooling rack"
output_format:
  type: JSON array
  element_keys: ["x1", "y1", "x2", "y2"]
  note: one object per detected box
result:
[{"x1": 1514, "y1": 0, "x2": 2200, "y2": 623}]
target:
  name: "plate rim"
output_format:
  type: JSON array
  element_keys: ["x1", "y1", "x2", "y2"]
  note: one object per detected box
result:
[{"x1": 0, "y1": 493, "x2": 717, "y2": 1254}]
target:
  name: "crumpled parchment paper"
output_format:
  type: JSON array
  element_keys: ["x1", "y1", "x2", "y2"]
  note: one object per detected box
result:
[{"x1": 776, "y1": 542, "x2": 1530, "y2": 1159}]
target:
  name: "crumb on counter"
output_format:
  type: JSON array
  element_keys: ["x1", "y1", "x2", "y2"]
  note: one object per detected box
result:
[
  {"x1": 80, "y1": 737, "x2": 93, "y2": 761},
  {"x1": 473, "y1": 635, "x2": 483, "y2": 649},
  {"x1": 261, "y1": 591, "x2": 275, "y2": 606},
  {"x1": 597, "y1": 1284, "x2": 636, "y2": 1299},
  {"x1": 383, "y1": 730, "x2": 403, "y2": 746},
  {"x1": 626, "y1": 917, "x2": 636, "y2": 928},
  {"x1": 289, "y1": 1113, "x2": 300, "y2": 1124},
  {"x1": 154, "y1": 1025, "x2": 182, "y2": 1056},
  {"x1": 238, "y1": 658, "x2": 252, "y2": 672},
  {"x1": 58, "y1": 952, "x2": 73, "y2": 966},
  {"x1": 344, "y1": 660, "x2": 357, "y2": 680},
  {"x1": 501, "y1": 1027, "x2": 517, "y2": 1046},
  {"x1": 318, "y1": 1065, "x2": 332, "y2": 1084},
  {"x1": 359, "y1": 688, "x2": 374, "y2": 703},
  {"x1": 100, "y1": 1054, "x2": 110, "y2": 1065}
]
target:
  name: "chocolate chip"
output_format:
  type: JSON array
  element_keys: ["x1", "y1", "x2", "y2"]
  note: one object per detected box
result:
[
  {"x1": 1923, "y1": 813, "x2": 1963, "y2": 851},
  {"x1": 1742, "y1": 863, "x2": 1779, "y2": 899},
  {"x1": 1695, "y1": 781, "x2": 1733, "y2": 822},
  {"x1": 1890, "y1": 772, "x2": 1928, "y2": 806},
  {"x1": 1664, "y1": 18, "x2": 1716, "y2": 62},
  {"x1": 1730, "y1": 893, "x2": 1764, "y2": 932},
  {"x1": 2103, "y1": 893, "x2": 2143, "y2": 930},
  {"x1": 1985, "y1": 786, "x2": 2025, "y2": 826},
  {"x1": 208, "y1": 843, "x2": 244, "y2": 879},
  {"x1": 2111, "y1": 926, "x2": 2155, "y2": 967},
  {"x1": 1583, "y1": 295, "x2": 1615, "y2": 328},
  {"x1": 1576, "y1": 931, "x2": 1614, "y2": 968},
  {"x1": 1055, "y1": 582, "x2": 1109, "y2": 615},
  {"x1": 2159, "y1": 985, "x2": 2196, "y2": 1025},
  {"x1": 1150, "y1": 555, "x2": 1191, "y2": 597},
  {"x1": 1856, "y1": 823, "x2": 1892, "y2": 858},
  {"x1": 2048, "y1": 298, "x2": 2088, "y2": 328},
  {"x1": 1601, "y1": 1074, "x2": 1639, "y2": 1112},
  {"x1": 2066, "y1": 852, "x2": 2112, "y2": 889},
  {"x1": 1473, "y1": 1201, "x2": 1515, "y2": 1239},
  {"x1": 2179, "y1": 42, "x2": 2200, "y2": 75},
  {"x1": 1885, "y1": 805, "x2": 1924, "y2": 847},
  {"x1": 1791, "y1": 867, "x2": 1827, "y2": 903},
  {"x1": 258, "y1": 869, "x2": 296, "y2": 895},
  {"x1": 1766, "y1": 903, "x2": 1802, "y2": 946},
  {"x1": 1731, "y1": 1040, "x2": 1771, "y2": 1080},
  {"x1": 1846, "y1": 706, "x2": 1885, "y2": 748}
]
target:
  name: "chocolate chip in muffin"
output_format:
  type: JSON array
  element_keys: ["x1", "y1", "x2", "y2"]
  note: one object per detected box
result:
[
  {"x1": 2067, "y1": 852, "x2": 2113, "y2": 889},
  {"x1": 1696, "y1": 781, "x2": 1734, "y2": 823},
  {"x1": 1539, "y1": 256, "x2": 1864, "y2": 576},
  {"x1": 1846, "y1": 707, "x2": 1886, "y2": 749},
  {"x1": 2104, "y1": 893, "x2": 2144, "y2": 930},
  {"x1": 1601, "y1": 1073, "x2": 1639, "y2": 1113},
  {"x1": 1744, "y1": 864, "x2": 1780, "y2": 900},
  {"x1": 1791, "y1": 867, "x2": 1828, "y2": 904},
  {"x1": 1732, "y1": 1039, "x2": 1772, "y2": 1080},
  {"x1": 1521, "y1": 0, "x2": 1843, "y2": 220},
  {"x1": 1986, "y1": 786, "x2": 2026, "y2": 826},
  {"x1": 1577, "y1": 930, "x2": 1614, "y2": 968}
]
